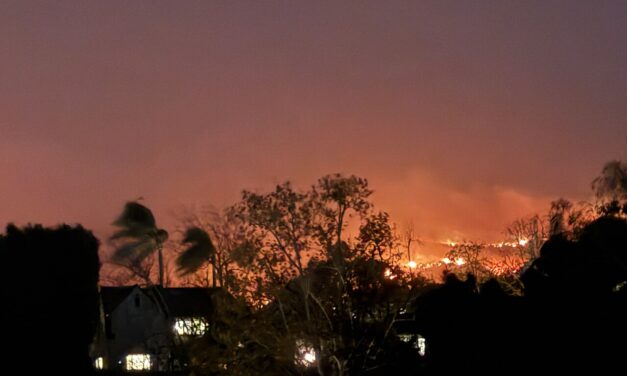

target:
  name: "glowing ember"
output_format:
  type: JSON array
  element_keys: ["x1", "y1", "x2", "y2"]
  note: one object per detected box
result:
[
  {"x1": 454, "y1": 258, "x2": 465, "y2": 266},
  {"x1": 518, "y1": 238, "x2": 529, "y2": 246},
  {"x1": 407, "y1": 260, "x2": 417, "y2": 269},
  {"x1": 441, "y1": 258, "x2": 452, "y2": 265}
]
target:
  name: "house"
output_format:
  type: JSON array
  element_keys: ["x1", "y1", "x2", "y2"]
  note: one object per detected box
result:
[{"x1": 91, "y1": 285, "x2": 218, "y2": 372}]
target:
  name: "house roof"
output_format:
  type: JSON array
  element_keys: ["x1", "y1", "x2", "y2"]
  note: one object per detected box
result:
[
  {"x1": 150, "y1": 287, "x2": 218, "y2": 317},
  {"x1": 100, "y1": 285, "x2": 221, "y2": 317},
  {"x1": 393, "y1": 318, "x2": 419, "y2": 334},
  {"x1": 100, "y1": 285, "x2": 140, "y2": 314}
]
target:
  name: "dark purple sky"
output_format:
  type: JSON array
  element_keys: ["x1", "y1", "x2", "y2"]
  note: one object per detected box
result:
[{"x1": 1, "y1": 1, "x2": 625, "y2": 249}]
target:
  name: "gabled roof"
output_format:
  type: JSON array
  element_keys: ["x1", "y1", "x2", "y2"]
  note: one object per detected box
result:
[
  {"x1": 100, "y1": 285, "x2": 141, "y2": 314},
  {"x1": 99, "y1": 285, "x2": 220, "y2": 317}
]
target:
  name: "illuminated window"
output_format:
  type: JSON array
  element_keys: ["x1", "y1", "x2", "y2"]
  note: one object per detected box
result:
[
  {"x1": 125, "y1": 354, "x2": 151, "y2": 371},
  {"x1": 94, "y1": 357, "x2": 104, "y2": 370},
  {"x1": 173, "y1": 317, "x2": 208, "y2": 336},
  {"x1": 398, "y1": 334, "x2": 412, "y2": 343},
  {"x1": 295, "y1": 340, "x2": 316, "y2": 367},
  {"x1": 398, "y1": 334, "x2": 427, "y2": 356},
  {"x1": 416, "y1": 335, "x2": 427, "y2": 356}
]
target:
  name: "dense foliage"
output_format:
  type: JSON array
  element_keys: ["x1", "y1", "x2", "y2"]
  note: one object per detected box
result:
[{"x1": 0, "y1": 224, "x2": 100, "y2": 374}]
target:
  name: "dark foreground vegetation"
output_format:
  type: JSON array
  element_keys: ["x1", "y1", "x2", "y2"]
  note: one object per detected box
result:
[
  {"x1": 0, "y1": 224, "x2": 100, "y2": 374},
  {"x1": 1, "y1": 160, "x2": 625, "y2": 375},
  {"x1": 416, "y1": 215, "x2": 627, "y2": 374}
]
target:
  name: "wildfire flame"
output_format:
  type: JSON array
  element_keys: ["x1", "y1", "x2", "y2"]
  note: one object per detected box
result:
[{"x1": 440, "y1": 257, "x2": 465, "y2": 266}]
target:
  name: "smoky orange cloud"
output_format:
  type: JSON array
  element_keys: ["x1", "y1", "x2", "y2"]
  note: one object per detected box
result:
[{"x1": 371, "y1": 169, "x2": 554, "y2": 257}]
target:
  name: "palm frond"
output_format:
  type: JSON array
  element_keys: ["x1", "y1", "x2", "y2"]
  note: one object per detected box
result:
[
  {"x1": 177, "y1": 244, "x2": 210, "y2": 275},
  {"x1": 113, "y1": 201, "x2": 157, "y2": 230},
  {"x1": 182, "y1": 227, "x2": 212, "y2": 245},
  {"x1": 177, "y1": 227, "x2": 216, "y2": 275},
  {"x1": 109, "y1": 200, "x2": 168, "y2": 286},
  {"x1": 110, "y1": 226, "x2": 153, "y2": 241},
  {"x1": 111, "y1": 237, "x2": 156, "y2": 264}
]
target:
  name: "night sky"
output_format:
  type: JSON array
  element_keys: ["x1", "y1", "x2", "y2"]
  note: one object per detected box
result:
[{"x1": 1, "y1": 1, "x2": 625, "y2": 253}]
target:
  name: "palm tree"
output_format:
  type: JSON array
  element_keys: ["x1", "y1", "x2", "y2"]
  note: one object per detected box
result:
[
  {"x1": 110, "y1": 201, "x2": 169, "y2": 286},
  {"x1": 176, "y1": 227, "x2": 218, "y2": 286},
  {"x1": 592, "y1": 160, "x2": 627, "y2": 202}
]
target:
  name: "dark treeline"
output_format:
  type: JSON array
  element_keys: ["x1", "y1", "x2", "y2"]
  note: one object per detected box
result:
[
  {"x1": 0, "y1": 224, "x2": 100, "y2": 374},
  {"x1": 415, "y1": 215, "x2": 627, "y2": 374}
]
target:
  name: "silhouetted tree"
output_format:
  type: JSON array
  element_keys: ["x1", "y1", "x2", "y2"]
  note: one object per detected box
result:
[
  {"x1": 311, "y1": 174, "x2": 373, "y2": 263},
  {"x1": 413, "y1": 212, "x2": 627, "y2": 373},
  {"x1": 228, "y1": 175, "x2": 374, "y2": 307},
  {"x1": 356, "y1": 211, "x2": 401, "y2": 263},
  {"x1": 237, "y1": 182, "x2": 317, "y2": 280},
  {"x1": 523, "y1": 215, "x2": 627, "y2": 296},
  {"x1": 173, "y1": 205, "x2": 255, "y2": 297},
  {"x1": 593, "y1": 160, "x2": 627, "y2": 201},
  {"x1": 176, "y1": 227, "x2": 218, "y2": 286},
  {"x1": 110, "y1": 201, "x2": 169, "y2": 286},
  {"x1": 592, "y1": 159, "x2": 627, "y2": 217},
  {"x1": 185, "y1": 174, "x2": 428, "y2": 375},
  {"x1": 506, "y1": 214, "x2": 547, "y2": 260},
  {"x1": 0, "y1": 224, "x2": 100, "y2": 374},
  {"x1": 444, "y1": 242, "x2": 488, "y2": 279},
  {"x1": 516, "y1": 215, "x2": 627, "y2": 372}
]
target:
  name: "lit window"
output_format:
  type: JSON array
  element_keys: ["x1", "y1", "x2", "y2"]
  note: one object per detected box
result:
[
  {"x1": 398, "y1": 334, "x2": 412, "y2": 343},
  {"x1": 295, "y1": 340, "x2": 316, "y2": 367},
  {"x1": 173, "y1": 317, "x2": 208, "y2": 336},
  {"x1": 125, "y1": 354, "x2": 151, "y2": 371},
  {"x1": 397, "y1": 334, "x2": 427, "y2": 356},
  {"x1": 416, "y1": 335, "x2": 427, "y2": 356},
  {"x1": 94, "y1": 357, "x2": 104, "y2": 370},
  {"x1": 613, "y1": 281, "x2": 627, "y2": 292}
]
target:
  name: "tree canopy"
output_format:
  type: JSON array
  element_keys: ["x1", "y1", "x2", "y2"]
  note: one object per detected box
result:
[{"x1": 0, "y1": 224, "x2": 100, "y2": 374}]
